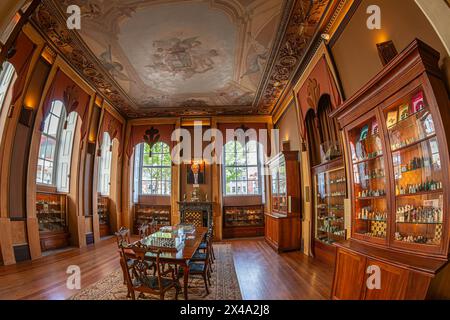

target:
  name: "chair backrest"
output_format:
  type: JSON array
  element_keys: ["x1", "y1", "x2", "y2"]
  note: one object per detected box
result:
[
  {"x1": 115, "y1": 226, "x2": 131, "y2": 248},
  {"x1": 204, "y1": 232, "x2": 213, "y2": 262},
  {"x1": 122, "y1": 241, "x2": 164, "y2": 290},
  {"x1": 148, "y1": 220, "x2": 159, "y2": 234},
  {"x1": 138, "y1": 223, "x2": 149, "y2": 239}
]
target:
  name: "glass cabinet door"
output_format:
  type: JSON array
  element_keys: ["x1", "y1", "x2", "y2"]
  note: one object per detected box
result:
[
  {"x1": 348, "y1": 115, "x2": 388, "y2": 241},
  {"x1": 384, "y1": 87, "x2": 444, "y2": 248},
  {"x1": 315, "y1": 167, "x2": 346, "y2": 244}
]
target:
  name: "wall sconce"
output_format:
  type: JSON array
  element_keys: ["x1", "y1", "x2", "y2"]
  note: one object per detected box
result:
[
  {"x1": 282, "y1": 139, "x2": 291, "y2": 152},
  {"x1": 376, "y1": 40, "x2": 398, "y2": 66}
]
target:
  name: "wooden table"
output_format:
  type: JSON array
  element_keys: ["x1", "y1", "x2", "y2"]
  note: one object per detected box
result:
[{"x1": 140, "y1": 226, "x2": 207, "y2": 300}]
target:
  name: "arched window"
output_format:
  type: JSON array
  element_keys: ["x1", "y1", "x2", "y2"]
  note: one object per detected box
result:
[
  {"x1": 36, "y1": 101, "x2": 77, "y2": 190},
  {"x1": 0, "y1": 61, "x2": 15, "y2": 111},
  {"x1": 305, "y1": 109, "x2": 321, "y2": 167},
  {"x1": 135, "y1": 142, "x2": 171, "y2": 196},
  {"x1": 98, "y1": 132, "x2": 112, "y2": 196},
  {"x1": 223, "y1": 140, "x2": 261, "y2": 195}
]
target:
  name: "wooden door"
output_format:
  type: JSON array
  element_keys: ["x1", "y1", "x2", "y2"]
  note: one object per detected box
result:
[
  {"x1": 362, "y1": 259, "x2": 409, "y2": 300},
  {"x1": 331, "y1": 248, "x2": 366, "y2": 300}
]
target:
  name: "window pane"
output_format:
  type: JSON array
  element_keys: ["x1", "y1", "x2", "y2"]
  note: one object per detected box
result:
[
  {"x1": 246, "y1": 141, "x2": 257, "y2": 152},
  {"x1": 152, "y1": 142, "x2": 162, "y2": 154},
  {"x1": 47, "y1": 115, "x2": 60, "y2": 137},
  {"x1": 38, "y1": 136, "x2": 47, "y2": 159},
  {"x1": 151, "y1": 168, "x2": 161, "y2": 180},
  {"x1": 144, "y1": 143, "x2": 151, "y2": 154},
  {"x1": 162, "y1": 152, "x2": 171, "y2": 166},
  {"x1": 247, "y1": 152, "x2": 257, "y2": 165},
  {"x1": 162, "y1": 167, "x2": 171, "y2": 180},
  {"x1": 44, "y1": 137, "x2": 56, "y2": 161},
  {"x1": 247, "y1": 180, "x2": 258, "y2": 194},
  {"x1": 141, "y1": 180, "x2": 151, "y2": 194},
  {"x1": 142, "y1": 168, "x2": 151, "y2": 180},
  {"x1": 36, "y1": 159, "x2": 44, "y2": 183},
  {"x1": 235, "y1": 167, "x2": 246, "y2": 181},
  {"x1": 42, "y1": 161, "x2": 53, "y2": 184},
  {"x1": 51, "y1": 101, "x2": 63, "y2": 116},
  {"x1": 143, "y1": 153, "x2": 152, "y2": 166},
  {"x1": 225, "y1": 168, "x2": 236, "y2": 183},
  {"x1": 235, "y1": 143, "x2": 245, "y2": 165},
  {"x1": 247, "y1": 166, "x2": 258, "y2": 180}
]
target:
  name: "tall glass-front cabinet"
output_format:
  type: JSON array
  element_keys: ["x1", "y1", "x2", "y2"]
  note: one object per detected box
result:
[
  {"x1": 331, "y1": 40, "x2": 450, "y2": 300},
  {"x1": 265, "y1": 151, "x2": 301, "y2": 252}
]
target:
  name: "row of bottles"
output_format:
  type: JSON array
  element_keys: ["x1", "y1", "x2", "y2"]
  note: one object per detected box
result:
[
  {"x1": 396, "y1": 180, "x2": 442, "y2": 195},
  {"x1": 396, "y1": 205, "x2": 443, "y2": 224},
  {"x1": 399, "y1": 156, "x2": 433, "y2": 174},
  {"x1": 357, "y1": 189, "x2": 386, "y2": 198},
  {"x1": 357, "y1": 207, "x2": 387, "y2": 221}
]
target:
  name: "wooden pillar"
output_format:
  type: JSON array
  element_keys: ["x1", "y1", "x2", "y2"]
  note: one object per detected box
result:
[
  {"x1": 211, "y1": 119, "x2": 222, "y2": 240},
  {"x1": 171, "y1": 119, "x2": 181, "y2": 225}
]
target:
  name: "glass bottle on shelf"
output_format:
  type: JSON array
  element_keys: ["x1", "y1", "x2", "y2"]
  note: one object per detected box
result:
[
  {"x1": 349, "y1": 116, "x2": 388, "y2": 240},
  {"x1": 314, "y1": 166, "x2": 347, "y2": 245},
  {"x1": 384, "y1": 88, "x2": 444, "y2": 247}
]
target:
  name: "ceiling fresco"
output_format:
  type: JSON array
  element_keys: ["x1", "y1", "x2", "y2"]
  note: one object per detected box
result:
[{"x1": 32, "y1": 0, "x2": 332, "y2": 117}]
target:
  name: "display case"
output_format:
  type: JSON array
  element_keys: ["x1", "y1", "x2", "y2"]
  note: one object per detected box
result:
[
  {"x1": 347, "y1": 112, "x2": 389, "y2": 246},
  {"x1": 133, "y1": 204, "x2": 171, "y2": 234},
  {"x1": 265, "y1": 151, "x2": 301, "y2": 252},
  {"x1": 330, "y1": 40, "x2": 450, "y2": 299},
  {"x1": 383, "y1": 87, "x2": 444, "y2": 254},
  {"x1": 98, "y1": 195, "x2": 110, "y2": 237},
  {"x1": 36, "y1": 192, "x2": 70, "y2": 251},
  {"x1": 313, "y1": 160, "x2": 347, "y2": 245},
  {"x1": 223, "y1": 205, "x2": 264, "y2": 238}
]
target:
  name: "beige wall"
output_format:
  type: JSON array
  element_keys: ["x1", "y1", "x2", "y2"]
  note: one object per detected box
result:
[
  {"x1": 275, "y1": 100, "x2": 301, "y2": 152},
  {"x1": 332, "y1": 0, "x2": 450, "y2": 98}
]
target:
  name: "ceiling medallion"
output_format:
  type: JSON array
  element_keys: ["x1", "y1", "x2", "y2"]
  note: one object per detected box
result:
[{"x1": 255, "y1": 0, "x2": 330, "y2": 115}]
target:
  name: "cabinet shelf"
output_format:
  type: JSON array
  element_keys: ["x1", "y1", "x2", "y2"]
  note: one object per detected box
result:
[
  {"x1": 396, "y1": 189, "x2": 443, "y2": 198},
  {"x1": 391, "y1": 133, "x2": 436, "y2": 153},
  {"x1": 352, "y1": 154, "x2": 384, "y2": 165}
]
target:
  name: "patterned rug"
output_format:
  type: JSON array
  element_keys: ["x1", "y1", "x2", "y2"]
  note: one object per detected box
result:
[{"x1": 70, "y1": 244, "x2": 242, "y2": 300}]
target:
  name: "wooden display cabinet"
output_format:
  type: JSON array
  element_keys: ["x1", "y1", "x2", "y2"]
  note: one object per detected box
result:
[
  {"x1": 223, "y1": 205, "x2": 264, "y2": 238},
  {"x1": 313, "y1": 158, "x2": 347, "y2": 265},
  {"x1": 36, "y1": 192, "x2": 70, "y2": 251},
  {"x1": 330, "y1": 40, "x2": 450, "y2": 299},
  {"x1": 265, "y1": 151, "x2": 301, "y2": 252},
  {"x1": 98, "y1": 195, "x2": 110, "y2": 237},
  {"x1": 133, "y1": 204, "x2": 171, "y2": 234}
]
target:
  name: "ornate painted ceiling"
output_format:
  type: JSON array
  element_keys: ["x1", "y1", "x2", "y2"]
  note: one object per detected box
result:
[{"x1": 32, "y1": 0, "x2": 331, "y2": 118}]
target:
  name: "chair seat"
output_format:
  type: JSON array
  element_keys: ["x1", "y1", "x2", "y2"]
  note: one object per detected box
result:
[
  {"x1": 132, "y1": 275, "x2": 175, "y2": 290},
  {"x1": 191, "y1": 251, "x2": 207, "y2": 261},
  {"x1": 178, "y1": 262, "x2": 206, "y2": 276}
]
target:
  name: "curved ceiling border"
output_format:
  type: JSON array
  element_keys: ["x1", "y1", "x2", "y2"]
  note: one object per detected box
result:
[{"x1": 31, "y1": 0, "x2": 330, "y2": 118}]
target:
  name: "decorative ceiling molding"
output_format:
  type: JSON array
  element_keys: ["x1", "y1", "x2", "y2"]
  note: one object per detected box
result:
[
  {"x1": 269, "y1": 0, "x2": 352, "y2": 118},
  {"x1": 254, "y1": 0, "x2": 331, "y2": 115},
  {"x1": 31, "y1": 0, "x2": 332, "y2": 118}
]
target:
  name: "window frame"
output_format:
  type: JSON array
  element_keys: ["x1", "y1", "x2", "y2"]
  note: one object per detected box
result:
[
  {"x1": 137, "y1": 142, "x2": 172, "y2": 196},
  {"x1": 223, "y1": 140, "x2": 262, "y2": 196},
  {"x1": 0, "y1": 62, "x2": 15, "y2": 112},
  {"x1": 98, "y1": 132, "x2": 112, "y2": 196},
  {"x1": 36, "y1": 100, "x2": 67, "y2": 186}
]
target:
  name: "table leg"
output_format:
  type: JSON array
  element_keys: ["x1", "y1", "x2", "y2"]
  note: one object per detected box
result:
[{"x1": 183, "y1": 263, "x2": 190, "y2": 300}]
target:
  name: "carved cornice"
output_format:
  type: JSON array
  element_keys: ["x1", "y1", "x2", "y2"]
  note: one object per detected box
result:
[
  {"x1": 254, "y1": 0, "x2": 331, "y2": 115},
  {"x1": 269, "y1": 0, "x2": 351, "y2": 118},
  {"x1": 31, "y1": 0, "x2": 332, "y2": 118}
]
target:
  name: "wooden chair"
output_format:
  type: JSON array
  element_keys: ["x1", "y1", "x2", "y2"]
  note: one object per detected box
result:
[
  {"x1": 121, "y1": 242, "x2": 180, "y2": 300},
  {"x1": 138, "y1": 223, "x2": 149, "y2": 239},
  {"x1": 115, "y1": 226, "x2": 131, "y2": 248},
  {"x1": 179, "y1": 233, "x2": 212, "y2": 295},
  {"x1": 115, "y1": 227, "x2": 133, "y2": 286},
  {"x1": 197, "y1": 225, "x2": 215, "y2": 265}
]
